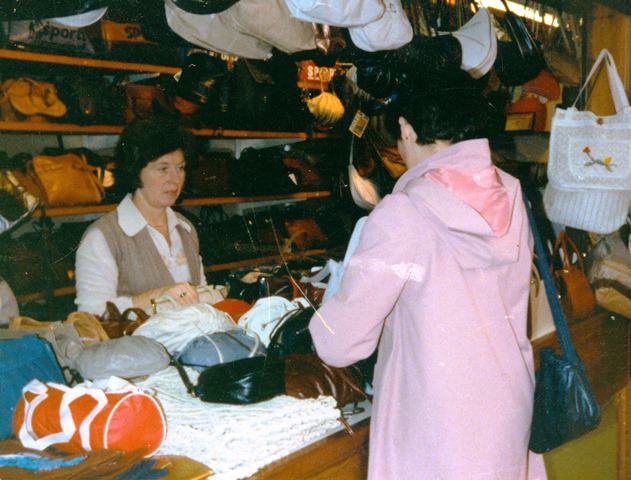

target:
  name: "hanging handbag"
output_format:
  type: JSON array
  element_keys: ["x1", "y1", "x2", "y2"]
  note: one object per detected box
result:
[
  {"x1": 552, "y1": 230, "x2": 596, "y2": 321},
  {"x1": 348, "y1": 0, "x2": 413, "y2": 52},
  {"x1": 524, "y1": 191, "x2": 601, "y2": 453},
  {"x1": 226, "y1": 0, "x2": 316, "y2": 55},
  {"x1": 542, "y1": 9, "x2": 580, "y2": 86},
  {"x1": 543, "y1": 48, "x2": 631, "y2": 234},
  {"x1": 284, "y1": 0, "x2": 385, "y2": 27},
  {"x1": 164, "y1": 0, "x2": 273, "y2": 60},
  {"x1": 28, "y1": 153, "x2": 104, "y2": 207},
  {"x1": 348, "y1": 137, "x2": 382, "y2": 211},
  {"x1": 493, "y1": 0, "x2": 545, "y2": 86}
]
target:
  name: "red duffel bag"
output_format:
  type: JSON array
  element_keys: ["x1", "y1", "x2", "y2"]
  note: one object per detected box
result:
[{"x1": 13, "y1": 376, "x2": 166, "y2": 457}]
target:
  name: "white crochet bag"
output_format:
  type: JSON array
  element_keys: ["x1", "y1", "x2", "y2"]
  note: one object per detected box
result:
[{"x1": 544, "y1": 48, "x2": 631, "y2": 234}]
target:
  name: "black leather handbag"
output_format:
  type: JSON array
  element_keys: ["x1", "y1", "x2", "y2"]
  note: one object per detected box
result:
[
  {"x1": 267, "y1": 306, "x2": 316, "y2": 359},
  {"x1": 524, "y1": 192, "x2": 601, "y2": 453},
  {"x1": 173, "y1": 355, "x2": 285, "y2": 405},
  {"x1": 494, "y1": 0, "x2": 545, "y2": 86}
]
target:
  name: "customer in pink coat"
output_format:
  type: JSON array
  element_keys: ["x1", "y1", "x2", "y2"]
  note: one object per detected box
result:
[{"x1": 309, "y1": 73, "x2": 547, "y2": 479}]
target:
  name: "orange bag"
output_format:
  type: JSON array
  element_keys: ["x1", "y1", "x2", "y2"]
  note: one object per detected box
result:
[{"x1": 13, "y1": 377, "x2": 166, "y2": 457}]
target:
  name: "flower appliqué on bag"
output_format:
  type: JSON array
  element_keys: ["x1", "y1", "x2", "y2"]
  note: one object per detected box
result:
[{"x1": 583, "y1": 146, "x2": 615, "y2": 171}]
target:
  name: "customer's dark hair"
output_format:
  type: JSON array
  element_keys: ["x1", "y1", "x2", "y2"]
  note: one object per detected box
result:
[
  {"x1": 385, "y1": 69, "x2": 501, "y2": 145},
  {"x1": 114, "y1": 116, "x2": 194, "y2": 193}
]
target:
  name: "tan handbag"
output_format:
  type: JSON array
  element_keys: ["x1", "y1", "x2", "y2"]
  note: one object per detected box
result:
[
  {"x1": 0, "y1": 78, "x2": 67, "y2": 119},
  {"x1": 553, "y1": 230, "x2": 596, "y2": 321},
  {"x1": 28, "y1": 153, "x2": 104, "y2": 206},
  {"x1": 528, "y1": 264, "x2": 555, "y2": 340}
]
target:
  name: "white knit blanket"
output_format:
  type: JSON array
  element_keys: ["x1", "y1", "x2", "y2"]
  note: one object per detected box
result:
[{"x1": 136, "y1": 367, "x2": 342, "y2": 480}]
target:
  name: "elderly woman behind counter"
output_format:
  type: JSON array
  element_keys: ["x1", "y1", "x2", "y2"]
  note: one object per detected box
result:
[{"x1": 75, "y1": 117, "x2": 205, "y2": 316}]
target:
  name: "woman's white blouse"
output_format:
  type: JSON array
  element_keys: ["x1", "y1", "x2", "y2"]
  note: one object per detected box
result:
[{"x1": 75, "y1": 194, "x2": 206, "y2": 315}]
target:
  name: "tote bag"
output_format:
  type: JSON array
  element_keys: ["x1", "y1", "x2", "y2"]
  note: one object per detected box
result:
[{"x1": 544, "y1": 48, "x2": 631, "y2": 234}]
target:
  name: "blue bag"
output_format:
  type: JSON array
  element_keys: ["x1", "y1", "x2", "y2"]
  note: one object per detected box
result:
[
  {"x1": 177, "y1": 328, "x2": 266, "y2": 372},
  {"x1": 0, "y1": 335, "x2": 65, "y2": 439}
]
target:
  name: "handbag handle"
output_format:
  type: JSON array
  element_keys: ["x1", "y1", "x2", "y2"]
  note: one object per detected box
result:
[
  {"x1": 523, "y1": 191, "x2": 580, "y2": 365},
  {"x1": 553, "y1": 230, "x2": 585, "y2": 273},
  {"x1": 572, "y1": 48, "x2": 630, "y2": 112}
]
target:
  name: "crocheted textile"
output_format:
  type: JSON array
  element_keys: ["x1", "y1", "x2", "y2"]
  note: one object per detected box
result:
[{"x1": 137, "y1": 367, "x2": 341, "y2": 480}]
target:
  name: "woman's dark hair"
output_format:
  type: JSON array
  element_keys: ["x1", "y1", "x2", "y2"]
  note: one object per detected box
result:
[
  {"x1": 385, "y1": 69, "x2": 503, "y2": 145},
  {"x1": 114, "y1": 116, "x2": 195, "y2": 193}
]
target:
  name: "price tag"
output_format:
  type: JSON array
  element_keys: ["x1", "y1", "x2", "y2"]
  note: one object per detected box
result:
[
  {"x1": 349, "y1": 110, "x2": 369, "y2": 138},
  {"x1": 297, "y1": 60, "x2": 336, "y2": 90}
]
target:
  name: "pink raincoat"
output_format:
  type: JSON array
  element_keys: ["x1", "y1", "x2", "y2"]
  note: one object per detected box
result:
[{"x1": 309, "y1": 139, "x2": 547, "y2": 479}]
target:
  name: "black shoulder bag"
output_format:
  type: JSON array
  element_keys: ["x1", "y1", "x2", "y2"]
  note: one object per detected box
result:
[{"x1": 523, "y1": 191, "x2": 601, "y2": 453}]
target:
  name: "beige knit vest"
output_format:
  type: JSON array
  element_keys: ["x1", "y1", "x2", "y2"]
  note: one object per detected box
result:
[{"x1": 88, "y1": 210, "x2": 202, "y2": 297}]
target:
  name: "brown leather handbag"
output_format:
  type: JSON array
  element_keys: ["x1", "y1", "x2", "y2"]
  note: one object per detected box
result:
[
  {"x1": 284, "y1": 217, "x2": 328, "y2": 250},
  {"x1": 284, "y1": 353, "x2": 367, "y2": 408},
  {"x1": 100, "y1": 302, "x2": 149, "y2": 338},
  {"x1": 28, "y1": 153, "x2": 104, "y2": 206},
  {"x1": 553, "y1": 230, "x2": 596, "y2": 321}
]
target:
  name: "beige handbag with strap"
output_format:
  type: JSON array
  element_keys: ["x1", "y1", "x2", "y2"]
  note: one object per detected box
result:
[{"x1": 529, "y1": 264, "x2": 555, "y2": 340}]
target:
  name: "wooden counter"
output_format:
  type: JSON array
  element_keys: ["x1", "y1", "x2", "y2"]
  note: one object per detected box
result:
[
  {"x1": 249, "y1": 418, "x2": 370, "y2": 480},
  {"x1": 241, "y1": 310, "x2": 629, "y2": 480}
]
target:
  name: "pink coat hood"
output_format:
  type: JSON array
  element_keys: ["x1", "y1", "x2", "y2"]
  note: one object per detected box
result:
[{"x1": 394, "y1": 138, "x2": 522, "y2": 270}]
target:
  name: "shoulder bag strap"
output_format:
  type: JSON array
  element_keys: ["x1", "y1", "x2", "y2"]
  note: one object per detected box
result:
[
  {"x1": 572, "y1": 48, "x2": 630, "y2": 112},
  {"x1": 523, "y1": 191, "x2": 580, "y2": 364}
]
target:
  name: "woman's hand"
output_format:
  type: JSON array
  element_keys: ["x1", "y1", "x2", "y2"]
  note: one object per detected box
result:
[
  {"x1": 133, "y1": 282, "x2": 200, "y2": 311},
  {"x1": 161, "y1": 282, "x2": 199, "y2": 305}
]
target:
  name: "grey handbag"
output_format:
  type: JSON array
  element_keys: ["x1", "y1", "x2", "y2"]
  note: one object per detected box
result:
[
  {"x1": 73, "y1": 336, "x2": 170, "y2": 380},
  {"x1": 177, "y1": 327, "x2": 266, "y2": 372}
]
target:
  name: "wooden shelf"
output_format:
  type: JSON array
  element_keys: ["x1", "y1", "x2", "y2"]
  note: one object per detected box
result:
[
  {"x1": 32, "y1": 191, "x2": 331, "y2": 218},
  {"x1": 15, "y1": 248, "x2": 328, "y2": 302},
  {"x1": 0, "y1": 48, "x2": 181, "y2": 74},
  {"x1": 203, "y1": 248, "x2": 328, "y2": 273},
  {"x1": 16, "y1": 285, "x2": 76, "y2": 303},
  {"x1": 0, "y1": 121, "x2": 337, "y2": 139}
]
